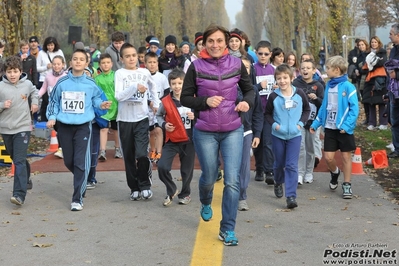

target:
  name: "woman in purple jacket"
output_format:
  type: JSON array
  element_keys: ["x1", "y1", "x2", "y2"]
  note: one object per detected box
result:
[{"x1": 181, "y1": 24, "x2": 254, "y2": 246}]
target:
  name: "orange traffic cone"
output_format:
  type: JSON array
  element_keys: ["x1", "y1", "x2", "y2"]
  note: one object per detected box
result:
[
  {"x1": 365, "y1": 158, "x2": 373, "y2": 166},
  {"x1": 47, "y1": 130, "x2": 59, "y2": 152},
  {"x1": 371, "y1": 150, "x2": 389, "y2": 169},
  {"x1": 351, "y1": 147, "x2": 365, "y2": 175},
  {"x1": 7, "y1": 162, "x2": 14, "y2": 177}
]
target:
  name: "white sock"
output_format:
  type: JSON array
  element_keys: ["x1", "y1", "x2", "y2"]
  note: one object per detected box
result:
[{"x1": 332, "y1": 167, "x2": 339, "y2": 174}]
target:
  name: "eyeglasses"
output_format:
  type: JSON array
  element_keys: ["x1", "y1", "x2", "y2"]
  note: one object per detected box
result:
[{"x1": 257, "y1": 52, "x2": 270, "y2": 56}]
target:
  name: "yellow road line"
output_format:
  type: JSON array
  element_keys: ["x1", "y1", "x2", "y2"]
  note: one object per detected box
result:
[{"x1": 190, "y1": 180, "x2": 224, "y2": 266}]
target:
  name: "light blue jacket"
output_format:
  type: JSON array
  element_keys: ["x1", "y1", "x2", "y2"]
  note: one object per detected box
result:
[
  {"x1": 47, "y1": 71, "x2": 103, "y2": 125},
  {"x1": 311, "y1": 80, "x2": 359, "y2": 134}
]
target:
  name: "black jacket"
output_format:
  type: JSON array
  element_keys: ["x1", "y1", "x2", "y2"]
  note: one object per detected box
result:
[{"x1": 17, "y1": 54, "x2": 38, "y2": 87}]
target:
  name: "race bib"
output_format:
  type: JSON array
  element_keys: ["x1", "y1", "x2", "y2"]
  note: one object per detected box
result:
[
  {"x1": 308, "y1": 103, "x2": 317, "y2": 120},
  {"x1": 178, "y1": 106, "x2": 191, "y2": 129},
  {"x1": 61, "y1": 91, "x2": 85, "y2": 114},
  {"x1": 327, "y1": 110, "x2": 337, "y2": 124},
  {"x1": 128, "y1": 91, "x2": 146, "y2": 102},
  {"x1": 256, "y1": 75, "x2": 275, "y2": 96}
]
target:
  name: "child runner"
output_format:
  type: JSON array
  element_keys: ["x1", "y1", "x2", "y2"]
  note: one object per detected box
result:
[{"x1": 0, "y1": 56, "x2": 39, "y2": 205}]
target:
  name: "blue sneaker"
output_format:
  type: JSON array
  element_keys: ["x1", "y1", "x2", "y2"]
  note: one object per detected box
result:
[
  {"x1": 200, "y1": 204, "x2": 212, "y2": 221},
  {"x1": 218, "y1": 230, "x2": 238, "y2": 246}
]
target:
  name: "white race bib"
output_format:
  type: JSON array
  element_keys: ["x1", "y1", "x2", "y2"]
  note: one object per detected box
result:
[
  {"x1": 178, "y1": 106, "x2": 191, "y2": 129},
  {"x1": 308, "y1": 103, "x2": 317, "y2": 120},
  {"x1": 62, "y1": 91, "x2": 85, "y2": 114}
]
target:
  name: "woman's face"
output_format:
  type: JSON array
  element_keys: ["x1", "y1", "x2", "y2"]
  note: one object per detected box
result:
[
  {"x1": 196, "y1": 40, "x2": 204, "y2": 51},
  {"x1": 273, "y1": 53, "x2": 285, "y2": 66},
  {"x1": 286, "y1": 55, "x2": 296, "y2": 67},
  {"x1": 370, "y1": 39, "x2": 379, "y2": 49},
  {"x1": 165, "y1": 43, "x2": 176, "y2": 53},
  {"x1": 205, "y1": 30, "x2": 227, "y2": 58},
  {"x1": 181, "y1": 44, "x2": 190, "y2": 54},
  {"x1": 358, "y1": 41, "x2": 367, "y2": 52},
  {"x1": 52, "y1": 58, "x2": 64, "y2": 72},
  {"x1": 47, "y1": 43, "x2": 55, "y2": 52},
  {"x1": 229, "y1": 37, "x2": 241, "y2": 52}
]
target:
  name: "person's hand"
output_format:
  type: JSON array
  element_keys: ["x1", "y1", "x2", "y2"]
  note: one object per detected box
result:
[
  {"x1": 31, "y1": 104, "x2": 38, "y2": 113},
  {"x1": 47, "y1": 63, "x2": 52, "y2": 69},
  {"x1": 187, "y1": 111, "x2": 194, "y2": 120},
  {"x1": 100, "y1": 101, "x2": 112, "y2": 110},
  {"x1": 340, "y1": 129, "x2": 346, "y2": 134},
  {"x1": 297, "y1": 124, "x2": 301, "y2": 130},
  {"x1": 260, "y1": 80, "x2": 267, "y2": 89},
  {"x1": 355, "y1": 69, "x2": 359, "y2": 76},
  {"x1": 252, "y1": 137, "x2": 260, "y2": 148},
  {"x1": 308, "y1": 93, "x2": 317, "y2": 100},
  {"x1": 21, "y1": 53, "x2": 28, "y2": 60},
  {"x1": 389, "y1": 70, "x2": 396, "y2": 79},
  {"x1": 3, "y1": 99, "x2": 11, "y2": 108},
  {"x1": 206, "y1": 96, "x2": 224, "y2": 108},
  {"x1": 165, "y1": 122, "x2": 175, "y2": 132},
  {"x1": 309, "y1": 127, "x2": 315, "y2": 134},
  {"x1": 235, "y1": 101, "x2": 250, "y2": 112},
  {"x1": 47, "y1": 120, "x2": 56, "y2": 129},
  {"x1": 275, "y1": 124, "x2": 280, "y2": 131},
  {"x1": 137, "y1": 84, "x2": 148, "y2": 93}
]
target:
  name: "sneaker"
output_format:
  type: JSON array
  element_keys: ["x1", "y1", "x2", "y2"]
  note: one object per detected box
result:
[
  {"x1": 217, "y1": 168, "x2": 223, "y2": 181},
  {"x1": 367, "y1": 125, "x2": 375, "y2": 131},
  {"x1": 163, "y1": 190, "x2": 179, "y2": 206},
  {"x1": 10, "y1": 196, "x2": 24, "y2": 205},
  {"x1": 265, "y1": 171, "x2": 274, "y2": 185},
  {"x1": 388, "y1": 151, "x2": 399, "y2": 158},
  {"x1": 254, "y1": 170, "x2": 264, "y2": 181},
  {"x1": 200, "y1": 204, "x2": 213, "y2": 221},
  {"x1": 218, "y1": 230, "x2": 238, "y2": 246},
  {"x1": 342, "y1": 182, "x2": 353, "y2": 199},
  {"x1": 86, "y1": 182, "x2": 96, "y2": 190},
  {"x1": 114, "y1": 147, "x2": 123, "y2": 158},
  {"x1": 386, "y1": 143, "x2": 395, "y2": 152},
  {"x1": 54, "y1": 148, "x2": 63, "y2": 158},
  {"x1": 329, "y1": 169, "x2": 340, "y2": 190},
  {"x1": 304, "y1": 173, "x2": 314, "y2": 183},
  {"x1": 71, "y1": 202, "x2": 83, "y2": 211},
  {"x1": 179, "y1": 196, "x2": 191, "y2": 205},
  {"x1": 286, "y1": 196, "x2": 298, "y2": 209},
  {"x1": 238, "y1": 200, "x2": 249, "y2": 211},
  {"x1": 274, "y1": 183, "x2": 283, "y2": 198},
  {"x1": 98, "y1": 150, "x2": 107, "y2": 161},
  {"x1": 378, "y1": 125, "x2": 388, "y2": 130},
  {"x1": 130, "y1": 191, "x2": 141, "y2": 201},
  {"x1": 27, "y1": 178, "x2": 33, "y2": 190},
  {"x1": 298, "y1": 175, "x2": 303, "y2": 185},
  {"x1": 141, "y1": 189, "x2": 153, "y2": 200}
]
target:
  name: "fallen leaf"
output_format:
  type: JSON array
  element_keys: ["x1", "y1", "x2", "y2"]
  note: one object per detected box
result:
[
  {"x1": 308, "y1": 197, "x2": 316, "y2": 200},
  {"x1": 341, "y1": 207, "x2": 348, "y2": 211},
  {"x1": 2, "y1": 221, "x2": 10, "y2": 224},
  {"x1": 367, "y1": 221, "x2": 372, "y2": 224},
  {"x1": 11, "y1": 211, "x2": 21, "y2": 215},
  {"x1": 275, "y1": 209, "x2": 292, "y2": 212},
  {"x1": 346, "y1": 218, "x2": 351, "y2": 220},
  {"x1": 364, "y1": 230, "x2": 368, "y2": 233},
  {"x1": 42, "y1": 219, "x2": 49, "y2": 221},
  {"x1": 246, "y1": 220, "x2": 253, "y2": 223},
  {"x1": 274, "y1": 250, "x2": 287, "y2": 254},
  {"x1": 34, "y1": 234, "x2": 46, "y2": 238},
  {"x1": 264, "y1": 224, "x2": 273, "y2": 228},
  {"x1": 32, "y1": 242, "x2": 53, "y2": 248},
  {"x1": 66, "y1": 222, "x2": 75, "y2": 225},
  {"x1": 67, "y1": 228, "x2": 78, "y2": 231},
  {"x1": 393, "y1": 223, "x2": 399, "y2": 226}
]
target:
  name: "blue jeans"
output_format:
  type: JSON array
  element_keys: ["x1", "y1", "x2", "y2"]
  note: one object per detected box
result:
[
  {"x1": 272, "y1": 135, "x2": 301, "y2": 198},
  {"x1": 389, "y1": 92, "x2": 399, "y2": 154},
  {"x1": 193, "y1": 126, "x2": 243, "y2": 232}
]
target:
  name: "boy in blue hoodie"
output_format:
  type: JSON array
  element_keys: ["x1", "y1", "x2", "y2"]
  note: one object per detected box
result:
[
  {"x1": 265, "y1": 64, "x2": 310, "y2": 209},
  {"x1": 310, "y1": 56, "x2": 359, "y2": 199},
  {"x1": 46, "y1": 49, "x2": 111, "y2": 211}
]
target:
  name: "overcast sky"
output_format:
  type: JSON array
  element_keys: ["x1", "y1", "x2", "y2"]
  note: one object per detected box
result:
[{"x1": 224, "y1": 0, "x2": 243, "y2": 25}]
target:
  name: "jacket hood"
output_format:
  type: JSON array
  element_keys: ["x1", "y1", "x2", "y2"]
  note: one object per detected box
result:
[{"x1": 2, "y1": 72, "x2": 28, "y2": 85}]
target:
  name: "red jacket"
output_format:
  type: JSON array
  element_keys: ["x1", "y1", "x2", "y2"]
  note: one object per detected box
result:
[{"x1": 161, "y1": 94, "x2": 189, "y2": 143}]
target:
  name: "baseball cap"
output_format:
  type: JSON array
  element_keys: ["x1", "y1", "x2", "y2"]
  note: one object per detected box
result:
[{"x1": 29, "y1": 36, "x2": 39, "y2": 43}]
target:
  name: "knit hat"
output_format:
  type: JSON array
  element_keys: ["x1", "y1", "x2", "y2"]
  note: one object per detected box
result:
[
  {"x1": 179, "y1": 41, "x2": 190, "y2": 48},
  {"x1": 145, "y1": 35, "x2": 154, "y2": 44},
  {"x1": 164, "y1": 35, "x2": 177, "y2": 46},
  {"x1": 194, "y1": 32, "x2": 203, "y2": 46},
  {"x1": 89, "y1": 43, "x2": 97, "y2": 49},
  {"x1": 182, "y1": 35, "x2": 189, "y2": 42},
  {"x1": 149, "y1": 37, "x2": 160, "y2": 48},
  {"x1": 74, "y1": 41, "x2": 85, "y2": 51},
  {"x1": 229, "y1": 31, "x2": 242, "y2": 42},
  {"x1": 29, "y1": 36, "x2": 39, "y2": 43}
]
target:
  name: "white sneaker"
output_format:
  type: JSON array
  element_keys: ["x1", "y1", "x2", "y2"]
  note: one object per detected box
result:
[
  {"x1": 386, "y1": 143, "x2": 395, "y2": 152},
  {"x1": 298, "y1": 175, "x2": 303, "y2": 185},
  {"x1": 71, "y1": 202, "x2": 83, "y2": 211},
  {"x1": 54, "y1": 148, "x2": 63, "y2": 158},
  {"x1": 141, "y1": 189, "x2": 153, "y2": 200},
  {"x1": 304, "y1": 173, "x2": 314, "y2": 183},
  {"x1": 130, "y1": 191, "x2": 141, "y2": 201},
  {"x1": 367, "y1": 125, "x2": 375, "y2": 131},
  {"x1": 378, "y1": 125, "x2": 388, "y2": 130}
]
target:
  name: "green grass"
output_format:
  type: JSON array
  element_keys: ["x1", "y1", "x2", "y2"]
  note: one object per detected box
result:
[{"x1": 354, "y1": 127, "x2": 392, "y2": 158}]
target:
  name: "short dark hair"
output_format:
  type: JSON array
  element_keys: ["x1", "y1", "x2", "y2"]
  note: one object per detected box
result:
[
  {"x1": 72, "y1": 49, "x2": 89, "y2": 62},
  {"x1": 4, "y1": 56, "x2": 22, "y2": 71},
  {"x1": 111, "y1": 31, "x2": 125, "y2": 42},
  {"x1": 120, "y1": 43, "x2": 136, "y2": 57},
  {"x1": 99, "y1": 53, "x2": 112, "y2": 63},
  {"x1": 271, "y1": 47, "x2": 284, "y2": 63},
  {"x1": 203, "y1": 24, "x2": 230, "y2": 46},
  {"x1": 255, "y1": 40, "x2": 271, "y2": 51},
  {"x1": 43, "y1": 36, "x2": 61, "y2": 52},
  {"x1": 168, "y1": 68, "x2": 185, "y2": 84},
  {"x1": 138, "y1": 46, "x2": 147, "y2": 54},
  {"x1": 145, "y1": 52, "x2": 158, "y2": 62},
  {"x1": 301, "y1": 59, "x2": 316, "y2": 69},
  {"x1": 274, "y1": 63, "x2": 293, "y2": 80}
]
